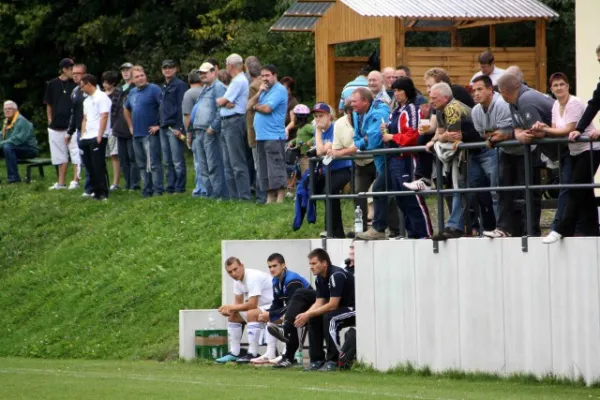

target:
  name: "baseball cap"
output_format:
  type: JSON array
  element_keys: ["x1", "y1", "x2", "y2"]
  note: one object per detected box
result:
[
  {"x1": 312, "y1": 103, "x2": 331, "y2": 114},
  {"x1": 59, "y1": 58, "x2": 74, "y2": 69},
  {"x1": 198, "y1": 62, "x2": 215, "y2": 73},
  {"x1": 161, "y1": 59, "x2": 177, "y2": 68},
  {"x1": 293, "y1": 104, "x2": 310, "y2": 115},
  {"x1": 120, "y1": 62, "x2": 133, "y2": 70}
]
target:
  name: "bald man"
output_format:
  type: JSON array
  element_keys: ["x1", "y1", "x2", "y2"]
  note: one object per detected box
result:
[
  {"x1": 382, "y1": 67, "x2": 396, "y2": 98},
  {"x1": 367, "y1": 70, "x2": 391, "y2": 105}
]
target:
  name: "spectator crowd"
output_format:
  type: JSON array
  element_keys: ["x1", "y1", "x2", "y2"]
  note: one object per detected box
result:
[{"x1": 2, "y1": 46, "x2": 600, "y2": 244}]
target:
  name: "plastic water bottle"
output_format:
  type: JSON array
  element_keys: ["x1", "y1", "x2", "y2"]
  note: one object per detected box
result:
[
  {"x1": 354, "y1": 206, "x2": 363, "y2": 233},
  {"x1": 295, "y1": 350, "x2": 303, "y2": 366},
  {"x1": 208, "y1": 313, "x2": 217, "y2": 330}
]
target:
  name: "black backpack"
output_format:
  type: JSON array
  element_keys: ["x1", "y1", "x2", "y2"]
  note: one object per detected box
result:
[{"x1": 338, "y1": 328, "x2": 356, "y2": 368}]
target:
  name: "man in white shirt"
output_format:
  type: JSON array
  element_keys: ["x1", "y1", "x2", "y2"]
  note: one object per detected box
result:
[
  {"x1": 216, "y1": 257, "x2": 277, "y2": 364},
  {"x1": 470, "y1": 50, "x2": 506, "y2": 86},
  {"x1": 79, "y1": 74, "x2": 112, "y2": 200}
]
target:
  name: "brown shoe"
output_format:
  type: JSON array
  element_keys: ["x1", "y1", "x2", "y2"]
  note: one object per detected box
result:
[{"x1": 356, "y1": 227, "x2": 386, "y2": 240}]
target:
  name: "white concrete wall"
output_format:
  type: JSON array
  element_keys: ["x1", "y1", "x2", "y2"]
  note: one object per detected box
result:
[{"x1": 355, "y1": 238, "x2": 600, "y2": 384}]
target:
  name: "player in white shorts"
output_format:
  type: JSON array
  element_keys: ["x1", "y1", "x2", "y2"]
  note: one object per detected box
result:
[{"x1": 216, "y1": 256, "x2": 278, "y2": 364}]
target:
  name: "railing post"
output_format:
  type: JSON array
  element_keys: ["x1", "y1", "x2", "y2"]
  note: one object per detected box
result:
[
  {"x1": 523, "y1": 145, "x2": 534, "y2": 242},
  {"x1": 325, "y1": 164, "x2": 333, "y2": 238},
  {"x1": 434, "y1": 155, "x2": 444, "y2": 254}
]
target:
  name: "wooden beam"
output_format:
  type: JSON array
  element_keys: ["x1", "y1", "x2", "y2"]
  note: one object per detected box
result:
[
  {"x1": 405, "y1": 26, "x2": 454, "y2": 32},
  {"x1": 457, "y1": 18, "x2": 537, "y2": 29},
  {"x1": 397, "y1": 18, "x2": 406, "y2": 66},
  {"x1": 451, "y1": 28, "x2": 460, "y2": 47},
  {"x1": 536, "y1": 18, "x2": 547, "y2": 93},
  {"x1": 380, "y1": 18, "x2": 398, "y2": 69},
  {"x1": 489, "y1": 25, "x2": 496, "y2": 47},
  {"x1": 408, "y1": 19, "x2": 418, "y2": 27}
]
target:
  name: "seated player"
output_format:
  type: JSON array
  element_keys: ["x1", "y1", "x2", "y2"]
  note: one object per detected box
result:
[
  {"x1": 215, "y1": 257, "x2": 276, "y2": 363},
  {"x1": 253, "y1": 253, "x2": 312, "y2": 367}
]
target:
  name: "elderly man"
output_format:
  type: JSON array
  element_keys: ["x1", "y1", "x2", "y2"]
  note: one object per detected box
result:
[
  {"x1": 382, "y1": 66, "x2": 396, "y2": 98},
  {"x1": 187, "y1": 62, "x2": 227, "y2": 199},
  {"x1": 483, "y1": 73, "x2": 554, "y2": 238},
  {"x1": 0, "y1": 101, "x2": 39, "y2": 183},
  {"x1": 470, "y1": 50, "x2": 506, "y2": 86},
  {"x1": 217, "y1": 53, "x2": 251, "y2": 200},
  {"x1": 247, "y1": 64, "x2": 288, "y2": 204},
  {"x1": 421, "y1": 82, "x2": 488, "y2": 241},
  {"x1": 367, "y1": 70, "x2": 391, "y2": 105}
]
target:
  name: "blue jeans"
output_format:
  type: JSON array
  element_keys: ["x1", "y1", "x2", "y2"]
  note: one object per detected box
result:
[
  {"x1": 132, "y1": 135, "x2": 164, "y2": 197},
  {"x1": 117, "y1": 137, "x2": 140, "y2": 190},
  {"x1": 77, "y1": 130, "x2": 92, "y2": 193},
  {"x1": 193, "y1": 129, "x2": 225, "y2": 198},
  {"x1": 447, "y1": 149, "x2": 498, "y2": 232},
  {"x1": 1, "y1": 143, "x2": 38, "y2": 182},
  {"x1": 159, "y1": 127, "x2": 187, "y2": 193},
  {"x1": 220, "y1": 115, "x2": 251, "y2": 200},
  {"x1": 192, "y1": 137, "x2": 207, "y2": 197}
]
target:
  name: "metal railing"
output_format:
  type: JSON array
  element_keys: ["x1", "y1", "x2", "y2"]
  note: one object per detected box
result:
[{"x1": 308, "y1": 137, "x2": 600, "y2": 253}]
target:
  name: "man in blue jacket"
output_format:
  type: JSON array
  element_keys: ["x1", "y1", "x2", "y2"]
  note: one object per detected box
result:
[{"x1": 158, "y1": 59, "x2": 188, "y2": 194}]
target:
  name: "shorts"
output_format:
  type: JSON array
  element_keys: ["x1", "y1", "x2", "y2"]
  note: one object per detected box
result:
[
  {"x1": 48, "y1": 128, "x2": 80, "y2": 165},
  {"x1": 240, "y1": 305, "x2": 270, "y2": 322},
  {"x1": 106, "y1": 134, "x2": 118, "y2": 157},
  {"x1": 256, "y1": 140, "x2": 287, "y2": 192}
]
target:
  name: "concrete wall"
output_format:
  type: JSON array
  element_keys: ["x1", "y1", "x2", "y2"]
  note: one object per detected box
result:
[{"x1": 355, "y1": 238, "x2": 600, "y2": 384}]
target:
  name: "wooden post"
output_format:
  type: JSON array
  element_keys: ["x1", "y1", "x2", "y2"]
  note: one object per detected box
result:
[
  {"x1": 379, "y1": 17, "x2": 398, "y2": 69},
  {"x1": 315, "y1": 37, "x2": 336, "y2": 107},
  {"x1": 451, "y1": 28, "x2": 460, "y2": 47},
  {"x1": 535, "y1": 18, "x2": 547, "y2": 93},
  {"x1": 396, "y1": 18, "x2": 406, "y2": 66},
  {"x1": 489, "y1": 25, "x2": 496, "y2": 47}
]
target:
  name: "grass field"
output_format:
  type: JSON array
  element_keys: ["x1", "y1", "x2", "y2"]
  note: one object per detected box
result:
[{"x1": 1, "y1": 358, "x2": 599, "y2": 400}]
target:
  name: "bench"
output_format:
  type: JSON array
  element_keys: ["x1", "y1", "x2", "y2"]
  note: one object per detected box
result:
[{"x1": 17, "y1": 158, "x2": 55, "y2": 183}]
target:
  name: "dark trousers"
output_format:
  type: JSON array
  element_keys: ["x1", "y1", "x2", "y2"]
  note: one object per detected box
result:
[
  {"x1": 308, "y1": 306, "x2": 356, "y2": 362},
  {"x1": 415, "y1": 133, "x2": 434, "y2": 180},
  {"x1": 317, "y1": 167, "x2": 351, "y2": 238},
  {"x1": 497, "y1": 151, "x2": 542, "y2": 236},
  {"x1": 355, "y1": 162, "x2": 376, "y2": 231},
  {"x1": 1, "y1": 143, "x2": 38, "y2": 182},
  {"x1": 555, "y1": 150, "x2": 600, "y2": 237},
  {"x1": 282, "y1": 288, "x2": 316, "y2": 361},
  {"x1": 79, "y1": 137, "x2": 109, "y2": 199},
  {"x1": 117, "y1": 137, "x2": 140, "y2": 190}
]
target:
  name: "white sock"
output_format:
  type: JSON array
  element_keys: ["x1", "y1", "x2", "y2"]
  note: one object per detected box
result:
[
  {"x1": 264, "y1": 328, "x2": 278, "y2": 359},
  {"x1": 247, "y1": 322, "x2": 261, "y2": 356},
  {"x1": 228, "y1": 322, "x2": 242, "y2": 356}
]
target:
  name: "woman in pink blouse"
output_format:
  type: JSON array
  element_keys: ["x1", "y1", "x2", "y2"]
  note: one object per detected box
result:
[{"x1": 533, "y1": 73, "x2": 600, "y2": 243}]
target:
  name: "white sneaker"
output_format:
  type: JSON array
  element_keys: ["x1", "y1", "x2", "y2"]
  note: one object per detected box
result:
[
  {"x1": 403, "y1": 178, "x2": 431, "y2": 192},
  {"x1": 269, "y1": 355, "x2": 283, "y2": 365},
  {"x1": 250, "y1": 354, "x2": 277, "y2": 365},
  {"x1": 81, "y1": 192, "x2": 94, "y2": 198},
  {"x1": 110, "y1": 184, "x2": 120, "y2": 191},
  {"x1": 49, "y1": 183, "x2": 67, "y2": 190},
  {"x1": 483, "y1": 229, "x2": 510, "y2": 238},
  {"x1": 542, "y1": 231, "x2": 562, "y2": 244},
  {"x1": 68, "y1": 181, "x2": 80, "y2": 190}
]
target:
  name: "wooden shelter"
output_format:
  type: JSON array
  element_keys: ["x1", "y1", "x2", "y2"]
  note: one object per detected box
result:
[{"x1": 272, "y1": 0, "x2": 559, "y2": 107}]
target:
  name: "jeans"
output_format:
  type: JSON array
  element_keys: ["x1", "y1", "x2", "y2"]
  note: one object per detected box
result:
[
  {"x1": 117, "y1": 137, "x2": 140, "y2": 190},
  {"x1": 132, "y1": 135, "x2": 164, "y2": 197},
  {"x1": 372, "y1": 157, "x2": 432, "y2": 238},
  {"x1": 159, "y1": 128, "x2": 187, "y2": 193},
  {"x1": 191, "y1": 134, "x2": 207, "y2": 197},
  {"x1": 193, "y1": 129, "x2": 225, "y2": 198},
  {"x1": 251, "y1": 146, "x2": 267, "y2": 203},
  {"x1": 415, "y1": 133, "x2": 434, "y2": 180},
  {"x1": 220, "y1": 115, "x2": 251, "y2": 200},
  {"x1": 76, "y1": 130, "x2": 92, "y2": 193},
  {"x1": 1, "y1": 143, "x2": 38, "y2": 182},
  {"x1": 446, "y1": 149, "x2": 498, "y2": 233},
  {"x1": 79, "y1": 137, "x2": 109, "y2": 198}
]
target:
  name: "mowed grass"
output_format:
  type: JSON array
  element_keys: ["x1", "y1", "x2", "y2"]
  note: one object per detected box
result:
[{"x1": 1, "y1": 358, "x2": 599, "y2": 400}]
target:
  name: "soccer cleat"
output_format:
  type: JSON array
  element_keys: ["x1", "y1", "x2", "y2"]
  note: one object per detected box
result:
[
  {"x1": 267, "y1": 323, "x2": 289, "y2": 344},
  {"x1": 235, "y1": 353, "x2": 257, "y2": 364},
  {"x1": 215, "y1": 353, "x2": 239, "y2": 363},
  {"x1": 48, "y1": 183, "x2": 67, "y2": 190},
  {"x1": 269, "y1": 355, "x2": 283, "y2": 365},
  {"x1": 250, "y1": 354, "x2": 277, "y2": 365},
  {"x1": 542, "y1": 231, "x2": 562, "y2": 244},
  {"x1": 355, "y1": 227, "x2": 386, "y2": 241},
  {"x1": 318, "y1": 361, "x2": 338, "y2": 372},
  {"x1": 482, "y1": 229, "x2": 511, "y2": 239},
  {"x1": 303, "y1": 361, "x2": 325, "y2": 371},
  {"x1": 68, "y1": 180, "x2": 80, "y2": 190},
  {"x1": 273, "y1": 358, "x2": 298, "y2": 369},
  {"x1": 403, "y1": 178, "x2": 431, "y2": 192}
]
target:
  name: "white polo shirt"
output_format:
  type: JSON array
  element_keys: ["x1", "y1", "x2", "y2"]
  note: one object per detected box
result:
[
  {"x1": 470, "y1": 66, "x2": 506, "y2": 86},
  {"x1": 233, "y1": 268, "x2": 273, "y2": 307},
  {"x1": 82, "y1": 89, "x2": 112, "y2": 140}
]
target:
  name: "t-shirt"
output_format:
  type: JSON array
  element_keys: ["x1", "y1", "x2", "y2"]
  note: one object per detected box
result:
[
  {"x1": 124, "y1": 84, "x2": 161, "y2": 138},
  {"x1": 290, "y1": 124, "x2": 315, "y2": 155},
  {"x1": 436, "y1": 99, "x2": 482, "y2": 143},
  {"x1": 315, "y1": 265, "x2": 355, "y2": 308},
  {"x1": 221, "y1": 73, "x2": 249, "y2": 116},
  {"x1": 254, "y1": 82, "x2": 288, "y2": 141},
  {"x1": 44, "y1": 77, "x2": 77, "y2": 130},
  {"x1": 82, "y1": 90, "x2": 112, "y2": 140},
  {"x1": 470, "y1": 66, "x2": 506, "y2": 86},
  {"x1": 182, "y1": 86, "x2": 203, "y2": 116},
  {"x1": 321, "y1": 123, "x2": 352, "y2": 170},
  {"x1": 552, "y1": 96, "x2": 600, "y2": 156},
  {"x1": 232, "y1": 268, "x2": 274, "y2": 307},
  {"x1": 339, "y1": 75, "x2": 368, "y2": 110}
]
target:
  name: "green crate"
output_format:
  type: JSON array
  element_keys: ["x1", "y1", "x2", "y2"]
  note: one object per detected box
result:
[{"x1": 195, "y1": 329, "x2": 228, "y2": 360}]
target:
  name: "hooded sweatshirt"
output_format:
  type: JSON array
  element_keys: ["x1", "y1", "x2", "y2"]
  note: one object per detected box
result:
[
  {"x1": 353, "y1": 99, "x2": 391, "y2": 173},
  {"x1": 472, "y1": 92, "x2": 518, "y2": 154}
]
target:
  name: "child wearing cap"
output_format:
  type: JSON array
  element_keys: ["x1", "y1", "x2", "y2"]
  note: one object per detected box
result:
[{"x1": 287, "y1": 104, "x2": 315, "y2": 174}]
